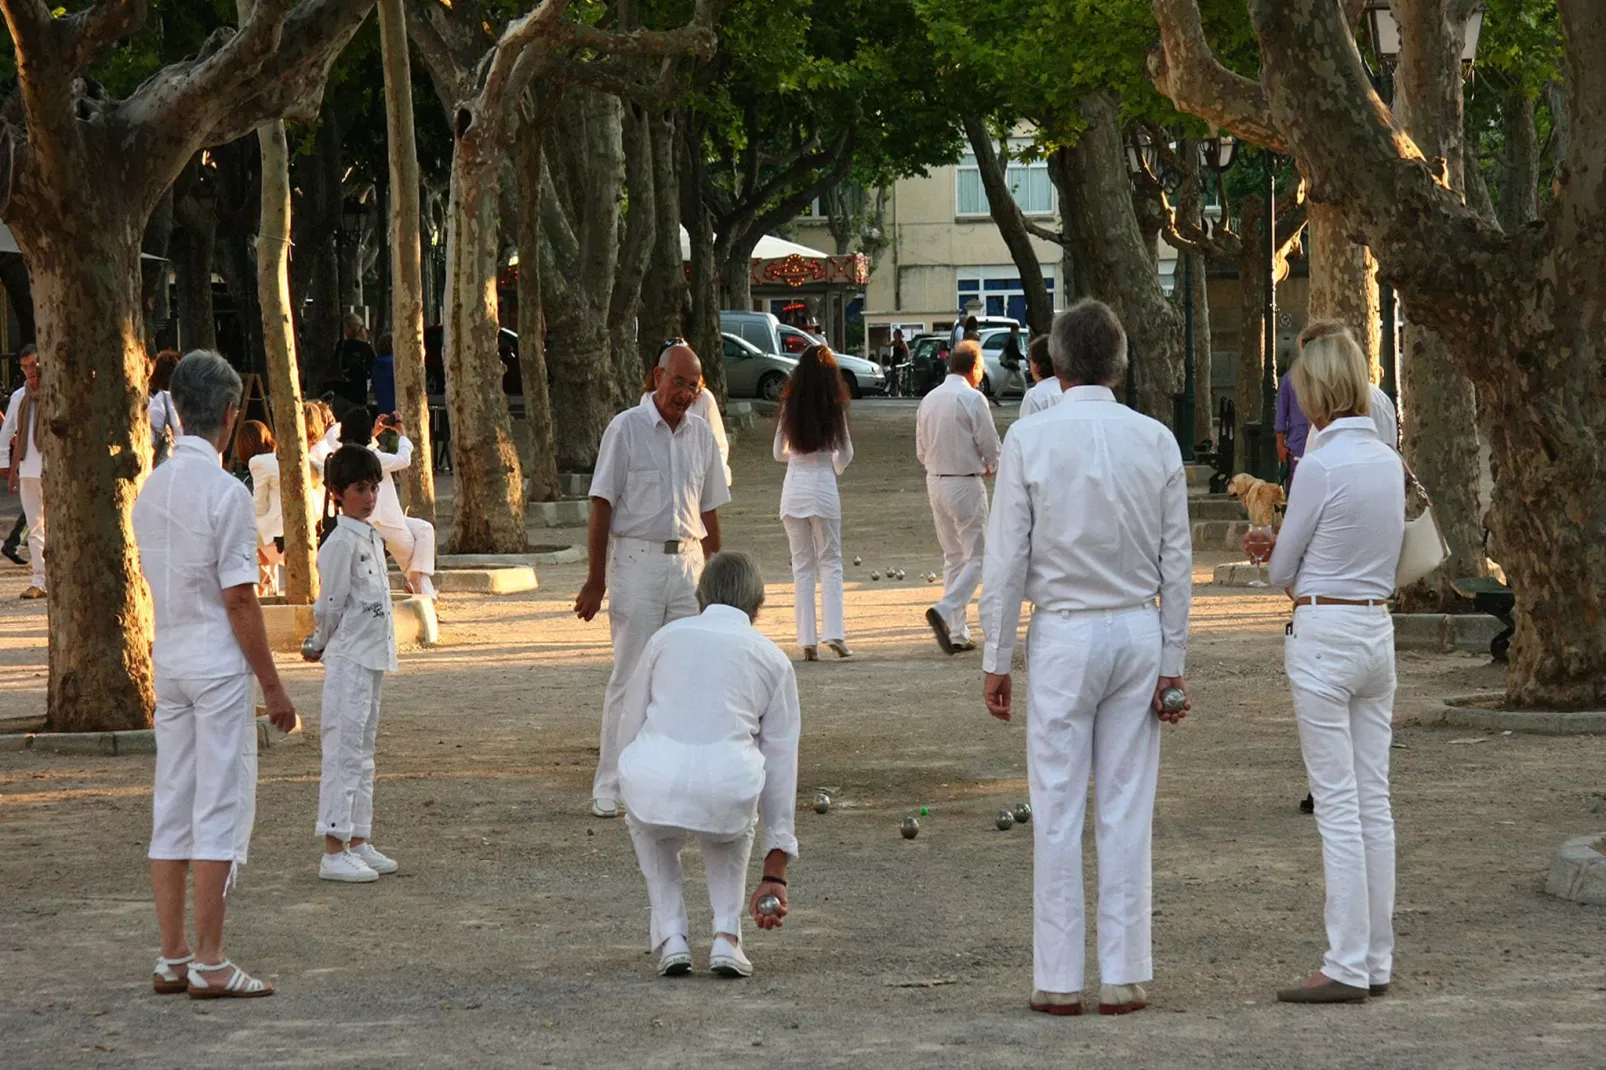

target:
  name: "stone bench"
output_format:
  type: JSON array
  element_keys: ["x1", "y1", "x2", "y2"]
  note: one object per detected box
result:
[
  {"x1": 1188, "y1": 495, "x2": 1244, "y2": 522},
  {"x1": 1191, "y1": 519, "x2": 1252, "y2": 551},
  {"x1": 390, "y1": 566, "x2": 538, "y2": 595},
  {"x1": 261, "y1": 595, "x2": 438, "y2": 653},
  {"x1": 532, "y1": 498, "x2": 592, "y2": 528}
]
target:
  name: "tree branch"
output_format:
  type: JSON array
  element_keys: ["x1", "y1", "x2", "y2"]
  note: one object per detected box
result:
[
  {"x1": 549, "y1": 0, "x2": 724, "y2": 60},
  {"x1": 407, "y1": 0, "x2": 473, "y2": 116},
  {"x1": 1148, "y1": 0, "x2": 1289, "y2": 154},
  {"x1": 62, "y1": 0, "x2": 149, "y2": 74}
]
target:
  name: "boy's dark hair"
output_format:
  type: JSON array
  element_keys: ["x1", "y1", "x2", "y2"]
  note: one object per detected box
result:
[
  {"x1": 337, "y1": 404, "x2": 376, "y2": 445},
  {"x1": 325, "y1": 443, "x2": 383, "y2": 492}
]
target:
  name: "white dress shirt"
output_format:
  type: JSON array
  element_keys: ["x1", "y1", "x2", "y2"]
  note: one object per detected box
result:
[
  {"x1": 1269, "y1": 417, "x2": 1404, "y2": 601},
  {"x1": 309, "y1": 515, "x2": 398, "y2": 672},
  {"x1": 148, "y1": 390, "x2": 183, "y2": 442},
  {"x1": 1306, "y1": 386, "x2": 1398, "y2": 454},
  {"x1": 980, "y1": 386, "x2": 1192, "y2": 676},
  {"x1": 616, "y1": 604, "x2": 801, "y2": 858},
  {"x1": 774, "y1": 425, "x2": 853, "y2": 520},
  {"x1": 0, "y1": 385, "x2": 42, "y2": 477},
  {"x1": 1018, "y1": 377, "x2": 1064, "y2": 419},
  {"x1": 249, "y1": 452, "x2": 282, "y2": 544},
  {"x1": 133, "y1": 436, "x2": 260, "y2": 679},
  {"x1": 590, "y1": 396, "x2": 731, "y2": 542},
  {"x1": 916, "y1": 374, "x2": 1001, "y2": 476}
]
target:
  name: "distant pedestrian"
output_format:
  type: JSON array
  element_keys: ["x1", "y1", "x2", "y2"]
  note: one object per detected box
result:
[
  {"x1": 1275, "y1": 354, "x2": 1311, "y2": 490},
  {"x1": 148, "y1": 349, "x2": 184, "y2": 465},
  {"x1": 0, "y1": 344, "x2": 47, "y2": 597},
  {"x1": 371, "y1": 332, "x2": 396, "y2": 416},
  {"x1": 332, "y1": 314, "x2": 375, "y2": 414},
  {"x1": 1018, "y1": 334, "x2": 1063, "y2": 418},
  {"x1": 237, "y1": 420, "x2": 282, "y2": 594}
]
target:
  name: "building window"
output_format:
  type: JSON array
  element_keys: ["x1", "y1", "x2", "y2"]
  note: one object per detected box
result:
[
  {"x1": 957, "y1": 143, "x2": 1055, "y2": 217},
  {"x1": 795, "y1": 197, "x2": 824, "y2": 220},
  {"x1": 955, "y1": 267, "x2": 1056, "y2": 323}
]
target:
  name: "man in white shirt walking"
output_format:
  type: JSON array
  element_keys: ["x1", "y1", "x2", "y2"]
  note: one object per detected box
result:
[
  {"x1": 979, "y1": 299, "x2": 1193, "y2": 1018},
  {"x1": 916, "y1": 340, "x2": 1001, "y2": 653},
  {"x1": 0, "y1": 345, "x2": 47, "y2": 597},
  {"x1": 576, "y1": 343, "x2": 731, "y2": 819}
]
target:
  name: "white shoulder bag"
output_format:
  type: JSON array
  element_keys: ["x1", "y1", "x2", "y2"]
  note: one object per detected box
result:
[{"x1": 1397, "y1": 460, "x2": 1449, "y2": 589}]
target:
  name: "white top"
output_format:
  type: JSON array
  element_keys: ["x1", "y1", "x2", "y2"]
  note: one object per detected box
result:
[
  {"x1": 692, "y1": 391, "x2": 731, "y2": 488},
  {"x1": 133, "y1": 436, "x2": 259, "y2": 680},
  {"x1": 309, "y1": 515, "x2": 398, "y2": 672},
  {"x1": 773, "y1": 424, "x2": 852, "y2": 520},
  {"x1": 979, "y1": 386, "x2": 1193, "y2": 676},
  {"x1": 616, "y1": 604, "x2": 801, "y2": 858},
  {"x1": 249, "y1": 453, "x2": 282, "y2": 543},
  {"x1": 950, "y1": 322, "x2": 966, "y2": 348},
  {"x1": 308, "y1": 423, "x2": 340, "y2": 474},
  {"x1": 370, "y1": 435, "x2": 414, "y2": 531},
  {"x1": 0, "y1": 385, "x2": 41, "y2": 477},
  {"x1": 1306, "y1": 385, "x2": 1398, "y2": 454},
  {"x1": 590, "y1": 396, "x2": 731, "y2": 542},
  {"x1": 1018, "y1": 377, "x2": 1064, "y2": 419},
  {"x1": 915, "y1": 374, "x2": 1001, "y2": 476},
  {"x1": 1269, "y1": 416, "x2": 1405, "y2": 601},
  {"x1": 148, "y1": 390, "x2": 183, "y2": 442}
]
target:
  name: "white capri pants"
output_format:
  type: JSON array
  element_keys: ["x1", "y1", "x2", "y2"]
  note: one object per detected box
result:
[
  {"x1": 373, "y1": 516, "x2": 436, "y2": 580},
  {"x1": 1286, "y1": 604, "x2": 1397, "y2": 990},
  {"x1": 594, "y1": 539, "x2": 704, "y2": 800},
  {"x1": 782, "y1": 514, "x2": 845, "y2": 647},
  {"x1": 149, "y1": 673, "x2": 258, "y2": 866},
  {"x1": 1027, "y1": 605, "x2": 1162, "y2": 994},
  {"x1": 926, "y1": 474, "x2": 988, "y2": 641},
  {"x1": 627, "y1": 816, "x2": 756, "y2": 952},
  {"x1": 317, "y1": 657, "x2": 386, "y2": 842},
  {"x1": 19, "y1": 475, "x2": 45, "y2": 590}
]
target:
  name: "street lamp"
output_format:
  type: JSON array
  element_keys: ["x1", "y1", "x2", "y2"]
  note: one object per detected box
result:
[
  {"x1": 1258, "y1": 149, "x2": 1280, "y2": 483},
  {"x1": 1175, "y1": 135, "x2": 1239, "y2": 462}
]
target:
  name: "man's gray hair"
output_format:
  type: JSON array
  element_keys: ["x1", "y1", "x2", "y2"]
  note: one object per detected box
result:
[
  {"x1": 696, "y1": 551, "x2": 766, "y2": 620},
  {"x1": 170, "y1": 350, "x2": 242, "y2": 440},
  {"x1": 1049, "y1": 299, "x2": 1128, "y2": 387}
]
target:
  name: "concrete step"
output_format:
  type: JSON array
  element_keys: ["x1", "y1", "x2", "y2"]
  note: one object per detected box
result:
[
  {"x1": 1392, "y1": 612, "x2": 1504, "y2": 654},
  {"x1": 1186, "y1": 464, "x2": 1212, "y2": 491},
  {"x1": 1191, "y1": 519, "x2": 1251, "y2": 551},
  {"x1": 533, "y1": 498, "x2": 592, "y2": 528},
  {"x1": 390, "y1": 566, "x2": 538, "y2": 596},
  {"x1": 558, "y1": 472, "x2": 591, "y2": 497},
  {"x1": 1188, "y1": 495, "x2": 1243, "y2": 522}
]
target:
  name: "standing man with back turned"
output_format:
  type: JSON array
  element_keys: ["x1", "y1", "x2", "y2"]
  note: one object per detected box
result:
[
  {"x1": 916, "y1": 339, "x2": 1000, "y2": 654},
  {"x1": 980, "y1": 299, "x2": 1193, "y2": 1018},
  {"x1": 575, "y1": 342, "x2": 731, "y2": 819},
  {"x1": 0, "y1": 344, "x2": 46, "y2": 597}
]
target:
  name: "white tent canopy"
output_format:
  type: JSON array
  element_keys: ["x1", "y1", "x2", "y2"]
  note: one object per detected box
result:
[
  {"x1": 678, "y1": 226, "x2": 829, "y2": 262},
  {"x1": 0, "y1": 221, "x2": 167, "y2": 261}
]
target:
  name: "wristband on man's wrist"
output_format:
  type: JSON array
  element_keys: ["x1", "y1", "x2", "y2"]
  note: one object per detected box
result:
[{"x1": 759, "y1": 875, "x2": 786, "y2": 887}]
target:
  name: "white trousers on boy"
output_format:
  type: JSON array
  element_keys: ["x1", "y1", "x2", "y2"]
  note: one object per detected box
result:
[
  {"x1": 782, "y1": 514, "x2": 844, "y2": 647},
  {"x1": 1027, "y1": 604, "x2": 1162, "y2": 994},
  {"x1": 317, "y1": 657, "x2": 385, "y2": 842},
  {"x1": 627, "y1": 815, "x2": 755, "y2": 953},
  {"x1": 927, "y1": 475, "x2": 987, "y2": 642}
]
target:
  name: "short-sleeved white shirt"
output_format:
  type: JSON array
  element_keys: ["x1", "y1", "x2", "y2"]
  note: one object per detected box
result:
[
  {"x1": 133, "y1": 436, "x2": 259, "y2": 679},
  {"x1": 589, "y1": 396, "x2": 731, "y2": 542}
]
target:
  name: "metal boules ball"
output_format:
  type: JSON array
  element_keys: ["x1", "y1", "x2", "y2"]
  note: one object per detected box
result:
[
  {"x1": 757, "y1": 894, "x2": 781, "y2": 916},
  {"x1": 870, "y1": 571, "x2": 880, "y2": 581},
  {"x1": 995, "y1": 810, "x2": 1016, "y2": 831},
  {"x1": 813, "y1": 792, "x2": 831, "y2": 815},
  {"x1": 1013, "y1": 802, "x2": 1032, "y2": 825},
  {"x1": 901, "y1": 816, "x2": 920, "y2": 839},
  {"x1": 1160, "y1": 686, "x2": 1188, "y2": 714},
  {"x1": 853, "y1": 556, "x2": 862, "y2": 566},
  {"x1": 896, "y1": 570, "x2": 906, "y2": 580},
  {"x1": 299, "y1": 636, "x2": 320, "y2": 661}
]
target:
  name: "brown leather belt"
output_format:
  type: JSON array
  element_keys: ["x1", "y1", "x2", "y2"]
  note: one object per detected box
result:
[{"x1": 1296, "y1": 595, "x2": 1388, "y2": 607}]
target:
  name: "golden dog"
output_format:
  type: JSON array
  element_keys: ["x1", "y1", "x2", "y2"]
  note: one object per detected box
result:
[{"x1": 1227, "y1": 473, "x2": 1286, "y2": 527}]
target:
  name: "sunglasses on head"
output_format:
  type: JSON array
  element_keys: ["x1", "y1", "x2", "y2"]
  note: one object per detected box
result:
[{"x1": 658, "y1": 337, "x2": 688, "y2": 355}]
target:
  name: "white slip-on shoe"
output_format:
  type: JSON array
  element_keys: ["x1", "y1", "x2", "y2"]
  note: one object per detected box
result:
[
  {"x1": 657, "y1": 934, "x2": 693, "y2": 977},
  {"x1": 350, "y1": 843, "x2": 399, "y2": 875},
  {"x1": 709, "y1": 934, "x2": 753, "y2": 978},
  {"x1": 1098, "y1": 983, "x2": 1148, "y2": 1015},
  {"x1": 591, "y1": 797, "x2": 620, "y2": 818},
  {"x1": 319, "y1": 850, "x2": 379, "y2": 883}
]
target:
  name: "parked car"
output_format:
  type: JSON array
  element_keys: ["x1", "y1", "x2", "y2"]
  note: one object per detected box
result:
[
  {"x1": 775, "y1": 324, "x2": 888, "y2": 398},
  {"x1": 721, "y1": 310, "x2": 787, "y2": 356},
  {"x1": 975, "y1": 327, "x2": 1031, "y2": 398},
  {"x1": 722, "y1": 332, "x2": 798, "y2": 401},
  {"x1": 900, "y1": 333, "x2": 950, "y2": 396}
]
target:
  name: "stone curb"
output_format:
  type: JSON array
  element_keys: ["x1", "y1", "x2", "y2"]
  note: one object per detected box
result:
[
  {"x1": 438, "y1": 547, "x2": 584, "y2": 567},
  {"x1": 433, "y1": 566, "x2": 537, "y2": 595},
  {"x1": 1402, "y1": 693, "x2": 1606, "y2": 735},
  {"x1": 558, "y1": 473, "x2": 590, "y2": 497},
  {"x1": 1188, "y1": 495, "x2": 1243, "y2": 522},
  {"x1": 1545, "y1": 833, "x2": 1606, "y2": 907},
  {"x1": 0, "y1": 716, "x2": 303, "y2": 756},
  {"x1": 1392, "y1": 613, "x2": 1504, "y2": 654},
  {"x1": 532, "y1": 498, "x2": 591, "y2": 528},
  {"x1": 1192, "y1": 519, "x2": 1251, "y2": 551}
]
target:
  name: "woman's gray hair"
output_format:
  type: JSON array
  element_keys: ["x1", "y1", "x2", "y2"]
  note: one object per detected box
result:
[
  {"x1": 696, "y1": 551, "x2": 766, "y2": 620},
  {"x1": 169, "y1": 350, "x2": 243, "y2": 440},
  {"x1": 1049, "y1": 299, "x2": 1128, "y2": 386}
]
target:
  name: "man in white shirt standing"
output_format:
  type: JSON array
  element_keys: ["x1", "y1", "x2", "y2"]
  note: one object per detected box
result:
[
  {"x1": 979, "y1": 299, "x2": 1193, "y2": 1018},
  {"x1": 576, "y1": 343, "x2": 731, "y2": 819},
  {"x1": 916, "y1": 340, "x2": 1000, "y2": 654},
  {"x1": 0, "y1": 345, "x2": 47, "y2": 597},
  {"x1": 134, "y1": 350, "x2": 298, "y2": 1000}
]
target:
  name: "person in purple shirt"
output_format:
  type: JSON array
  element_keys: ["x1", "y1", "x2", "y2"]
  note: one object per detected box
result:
[{"x1": 1275, "y1": 362, "x2": 1311, "y2": 490}]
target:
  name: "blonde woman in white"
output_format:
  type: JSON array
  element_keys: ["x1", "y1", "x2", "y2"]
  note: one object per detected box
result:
[
  {"x1": 1245, "y1": 324, "x2": 1404, "y2": 1006},
  {"x1": 773, "y1": 343, "x2": 854, "y2": 661}
]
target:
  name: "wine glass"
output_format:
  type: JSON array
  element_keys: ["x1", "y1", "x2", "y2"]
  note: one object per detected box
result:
[{"x1": 1246, "y1": 523, "x2": 1273, "y2": 587}]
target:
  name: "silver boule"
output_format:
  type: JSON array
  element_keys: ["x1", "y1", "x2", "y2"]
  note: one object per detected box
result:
[
  {"x1": 853, "y1": 556, "x2": 862, "y2": 566},
  {"x1": 300, "y1": 636, "x2": 320, "y2": 661},
  {"x1": 757, "y1": 894, "x2": 781, "y2": 916},
  {"x1": 1160, "y1": 686, "x2": 1187, "y2": 714},
  {"x1": 870, "y1": 571, "x2": 880, "y2": 581},
  {"x1": 1013, "y1": 802, "x2": 1032, "y2": 824},
  {"x1": 813, "y1": 792, "x2": 831, "y2": 814},
  {"x1": 901, "y1": 816, "x2": 920, "y2": 839},
  {"x1": 995, "y1": 810, "x2": 1015, "y2": 831}
]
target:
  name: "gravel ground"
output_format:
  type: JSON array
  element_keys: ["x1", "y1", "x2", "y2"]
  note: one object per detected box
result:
[{"x1": 1, "y1": 400, "x2": 1602, "y2": 1068}]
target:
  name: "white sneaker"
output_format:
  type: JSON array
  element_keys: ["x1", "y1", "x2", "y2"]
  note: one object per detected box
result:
[
  {"x1": 319, "y1": 850, "x2": 379, "y2": 883},
  {"x1": 350, "y1": 843, "x2": 398, "y2": 875},
  {"x1": 657, "y1": 934, "x2": 692, "y2": 977},
  {"x1": 591, "y1": 797, "x2": 620, "y2": 818},
  {"x1": 709, "y1": 934, "x2": 753, "y2": 978}
]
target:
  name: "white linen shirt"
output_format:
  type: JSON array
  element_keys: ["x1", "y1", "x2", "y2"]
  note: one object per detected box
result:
[
  {"x1": 148, "y1": 390, "x2": 183, "y2": 443},
  {"x1": 615, "y1": 604, "x2": 801, "y2": 858},
  {"x1": 370, "y1": 435, "x2": 414, "y2": 530},
  {"x1": 774, "y1": 425, "x2": 853, "y2": 520},
  {"x1": 133, "y1": 436, "x2": 259, "y2": 679},
  {"x1": 249, "y1": 452, "x2": 282, "y2": 544},
  {"x1": 1018, "y1": 377, "x2": 1064, "y2": 419},
  {"x1": 310, "y1": 515, "x2": 398, "y2": 672},
  {"x1": 979, "y1": 386, "x2": 1193, "y2": 676},
  {"x1": 916, "y1": 375, "x2": 1001, "y2": 476},
  {"x1": 590, "y1": 396, "x2": 731, "y2": 542},
  {"x1": 0, "y1": 385, "x2": 42, "y2": 477},
  {"x1": 1268, "y1": 417, "x2": 1404, "y2": 601}
]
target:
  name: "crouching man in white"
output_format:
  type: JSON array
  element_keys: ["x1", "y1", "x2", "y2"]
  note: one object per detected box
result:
[
  {"x1": 979, "y1": 299, "x2": 1193, "y2": 1018},
  {"x1": 133, "y1": 351, "x2": 299, "y2": 1000},
  {"x1": 617, "y1": 552, "x2": 799, "y2": 979}
]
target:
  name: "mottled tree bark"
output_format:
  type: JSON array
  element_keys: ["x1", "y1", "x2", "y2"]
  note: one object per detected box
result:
[
  {"x1": 514, "y1": 109, "x2": 561, "y2": 500},
  {"x1": 1305, "y1": 200, "x2": 1380, "y2": 376},
  {"x1": 636, "y1": 111, "x2": 686, "y2": 381},
  {"x1": 962, "y1": 115, "x2": 1053, "y2": 336},
  {"x1": 172, "y1": 161, "x2": 218, "y2": 352}
]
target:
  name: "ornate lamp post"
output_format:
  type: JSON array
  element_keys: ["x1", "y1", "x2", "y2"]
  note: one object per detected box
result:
[
  {"x1": 1258, "y1": 149, "x2": 1280, "y2": 482},
  {"x1": 1181, "y1": 135, "x2": 1238, "y2": 462}
]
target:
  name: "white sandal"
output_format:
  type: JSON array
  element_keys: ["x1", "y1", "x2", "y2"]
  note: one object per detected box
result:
[
  {"x1": 152, "y1": 954, "x2": 192, "y2": 995},
  {"x1": 187, "y1": 959, "x2": 275, "y2": 1000}
]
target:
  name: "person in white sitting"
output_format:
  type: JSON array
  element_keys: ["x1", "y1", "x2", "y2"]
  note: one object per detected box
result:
[
  {"x1": 616, "y1": 551, "x2": 799, "y2": 980},
  {"x1": 337, "y1": 407, "x2": 437, "y2": 600}
]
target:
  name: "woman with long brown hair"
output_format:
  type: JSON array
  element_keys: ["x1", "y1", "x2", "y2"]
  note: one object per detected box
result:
[{"x1": 774, "y1": 343, "x2": 854, "y2": 660}]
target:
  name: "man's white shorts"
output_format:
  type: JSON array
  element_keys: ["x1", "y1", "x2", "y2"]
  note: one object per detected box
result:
[{"x1": 149, "y1": 673, "x2": 258, "y2": 864}]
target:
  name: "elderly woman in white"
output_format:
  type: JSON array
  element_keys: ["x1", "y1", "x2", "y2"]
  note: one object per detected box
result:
[
  {"x1": 1245, "y1": 324, "x2": 1404, "y2": 1005},
  {"x1": 617, "y1": 551, "x2": 800, "y2": 979}
]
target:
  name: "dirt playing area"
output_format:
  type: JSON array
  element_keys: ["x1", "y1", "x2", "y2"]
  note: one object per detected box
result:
[{"x1": 1, "y1": 400, "x2": 1602, "y2": 1068}]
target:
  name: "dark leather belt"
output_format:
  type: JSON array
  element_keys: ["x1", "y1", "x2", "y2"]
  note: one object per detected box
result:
[
  {"x1": 1297, "y1": 595, "x2": 1387, "y2": 606},
  {"x1": 936, "y1": 473, "x2": 983, "y2": 478}
]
